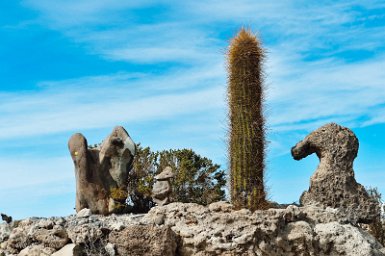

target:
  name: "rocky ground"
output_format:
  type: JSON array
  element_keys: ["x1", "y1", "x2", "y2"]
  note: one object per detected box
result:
[{"x1": 1, "y1": 202, "x2": 384, "y2": 256}]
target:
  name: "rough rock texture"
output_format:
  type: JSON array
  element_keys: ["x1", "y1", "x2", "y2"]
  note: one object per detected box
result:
[
  {"x1": 291, "y1": 123, "x2": 378, "y2": 223},
  {"x1": 0, "y1": 223, "x2": 10, "y2": 243},
  {"x1": 152, "y1": 166, "x2": 174, "y2": 206},
  {"x1": 109, "y1": 225, "x2": 177, "y2": 256},
  {"x1": 18, "y1": 244, "x2": 56, "y2": 256},
  {"x1": 0, "y1": 202, "x2": 384, "y2": 256},
  {"x1": 68, "y1": 126, "x2": 136, "y2": 215}
]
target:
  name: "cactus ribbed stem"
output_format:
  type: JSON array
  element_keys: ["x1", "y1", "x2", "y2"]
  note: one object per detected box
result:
[{"x1": 228, "y1": 29, "x2": 267, "y2": 211}]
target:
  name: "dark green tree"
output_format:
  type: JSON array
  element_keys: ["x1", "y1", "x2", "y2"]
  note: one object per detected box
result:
[
  {"x1": 128, "y1": 144, "x2": 226, "y2": 213},
  {"x1": 128, "y1": 144, "x2": 159, "y2": 213}
]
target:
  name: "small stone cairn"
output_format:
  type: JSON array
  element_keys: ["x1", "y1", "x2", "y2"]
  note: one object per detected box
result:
[{"x1": 152, "y1": 167, "x2": 174, "y2": 206}]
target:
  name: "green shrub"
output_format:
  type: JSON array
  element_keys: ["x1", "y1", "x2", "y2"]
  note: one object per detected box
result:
[{"x1": 128, "y1": 144, "x2": 226, "y2": 213}]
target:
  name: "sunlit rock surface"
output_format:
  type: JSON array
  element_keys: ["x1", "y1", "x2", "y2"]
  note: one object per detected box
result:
[{"x1": 1, "y1": 202, "x2": 384, "y2": 256}]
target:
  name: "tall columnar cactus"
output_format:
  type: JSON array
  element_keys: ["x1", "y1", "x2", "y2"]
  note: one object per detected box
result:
[{"x1": 228, "y1": 29, "x2": 267, "y2": 211}]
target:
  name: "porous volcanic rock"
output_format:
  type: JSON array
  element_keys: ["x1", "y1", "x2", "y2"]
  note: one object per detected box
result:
[
  {"x1": 18, "y1": 244, "x2": 56, "y2": 256},
  {"x1": 291, "y1": 123, "x2": 379, "y2": 223},
  {"x1": 109, "y1": 225, "x2": 177, "y2": 256},
  {"x1": 0, "y1": 202, "x2": 384, "y2": 256}
]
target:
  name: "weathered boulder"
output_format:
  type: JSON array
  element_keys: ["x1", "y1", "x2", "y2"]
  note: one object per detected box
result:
[
  {"x1": 109, "y1": 225, "x2": 177, "y2": 256},
  {"x1": 6, "y1": 226, "x2": 29, "y2": 253},
  {"x1": 142, "y1": 202, "x2": 385, "y2": 256},
  {"x1": 32, "y1": 225, "x2": 68, "y2": 249},
  {"x1": 18, "y1": 244, "x2": 56, "y2": 256},
  {"x1": 152, "y1": 166, "x2": 174, "y2": 206},
  {"x1": 76, "y1": 208, "x2": 91, "y2": 218},
  {"x1": 291, "y1": 123, "x2": 379, "y2": 223},
  {"x1": 68, "y1": 126, "x2": 136, "y2": 215},
  {"x1": 51, "y1": 243, "x2": 76, "y2": 256},
  {"x1": 66, "y1": 223, "x2": 105, "y2": 245},
  {"x1": 0, "y1": 224, "x2": 10, "y2": 243},
  {"x1": 104, "y1": 243, "x2": 116, "y2": 256}
]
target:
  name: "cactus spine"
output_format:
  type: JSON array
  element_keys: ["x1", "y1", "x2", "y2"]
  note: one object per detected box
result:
[{"x1": 227, "y1": 29, "x2": 267, "y2": 211}]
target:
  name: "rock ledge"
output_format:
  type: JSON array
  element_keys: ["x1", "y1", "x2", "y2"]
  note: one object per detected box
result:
[{"x1": 1, "y1": 202, "x2": 384, "y2": 256}]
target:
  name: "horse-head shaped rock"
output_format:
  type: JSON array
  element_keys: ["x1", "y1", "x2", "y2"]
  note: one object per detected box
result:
[
  {"x1": 68, "y1": 126, "x2": 136, "y2": 215},
  {"x1": 291, "y1": 123, "x2": 378, "y2": 223}
]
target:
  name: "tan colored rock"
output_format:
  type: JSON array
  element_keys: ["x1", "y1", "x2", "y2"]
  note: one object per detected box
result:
[
  {"x1": 32, "y1": 225, "x2": 68, "y2": 249},
  {"x1": 109, "y1": 225, "x2": 177, "y2": 256},
  {"x1": 314, "y1": 222, "x2": 385, "y2": 255},
  {"x1": 143, "y1": 202, "x2": 385, "y2": 255},
  {"x1": 18, "y1": 244, "x2": 56, "y2": 256},
  {"x1": 76, "y1": 208, "x2": 91, "y2": 218},
  {"x1": 1, "y1": 201, "x2": 384, "y2": 256},
  {"x1": 6, "y1": 227, "x2": 29, "y2": 253},
  {"x1": 66, "y1": 224, "x2": 103, "y2": 245},
  {"x1": 68, "y1": 126, "x2": 136, "y2": 215},
  {"x1": 0, "y1": 224, "x2": 10, "y2": 243},
  {"x1": 291, "y1": 123, "x2": 379, "y2": 223},
  {"x1": 104, "y1": 243, "x2": 116, "y2": 256},
  {"x1": 155, "y1": 166, "x2": 174, "y2": 180},
  {"x1": 51, "y1": 244, "x2": 76, "y2": 256},
  {"x1": 152, "y1": 167, "x2": 174, "y2": 206}
]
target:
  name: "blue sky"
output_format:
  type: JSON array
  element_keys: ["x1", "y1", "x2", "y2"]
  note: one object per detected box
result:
[{"x1": 1, "y1": 1, "x2": 385, "y2": 219}]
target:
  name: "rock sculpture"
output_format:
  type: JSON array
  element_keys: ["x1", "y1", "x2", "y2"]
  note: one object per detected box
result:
[
  {"x1": 291, "y1": 123, "x2": 378, "y2": 223},
  {"x1": 68, "y1": 126, "x2": 136, "y2": 215},
  {"x1": 152, "y1": 167, "x2": 174, "y2": 206}
]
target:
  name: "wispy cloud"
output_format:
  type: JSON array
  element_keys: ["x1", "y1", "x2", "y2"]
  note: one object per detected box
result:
[
  {"x1": 3, "y1": 0, "x2": 385, "y2": 155},
  {"x1": 21, "y1": 0, "x2": 154, "y2": 27},
  {"x1": 0, "y1": 156, "x2": 72, "y2": 190},
  {"x1": 266, "y1": 53, "x2": 385, "y2": 131},
  {"x1": 2, "y1": 0, "x2": 385, "y2": 210},
  {"x1": 0, "y1": 69, "x2": 226, "y2": 140},
  {"x1": 0, "y1": 155, "x2": 75, "y2": 218},
  {"x1": 19, "y1": 0, "x2": 385, "y2": 129},
  {"x1": 1, "y1": 1, "x2": 382, "y2": 159}
]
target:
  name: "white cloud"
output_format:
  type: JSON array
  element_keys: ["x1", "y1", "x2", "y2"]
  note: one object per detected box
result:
[
  {"x1": 4, "y1": 0, "x2": 385, "y2": 210},
  {"x1": 265, "y1": 52, "x2": 385, "y2": 132},
  {"x1": 106, "y1": 47, "x2": 217, "y2": 64},
  {"x1": 0, "y1": 1, "x2": 381, "y2": 164},
  {"x1": 0, "y1": 156, "x2": 76, "y2": 219},
  {"x1": 0, "y1": 67, "x2": 226, "y2": 140},
  {"x1": 21, "y1": 0, "x2": 154, "y2": 27},
  {"x1": 0, "y1": 156, "x2": 73, "y2": 190}
]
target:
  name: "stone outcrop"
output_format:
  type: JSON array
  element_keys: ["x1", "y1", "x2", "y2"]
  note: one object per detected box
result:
[
  {"x1": 152, "y1": 166, "x2": 174, "y2": 206},
  {"x1": 291, "y1": 123, "x2": 379, "y2": 223},
  {"x1": 68, "y1": 126, "x2": 136, "y2": 215},
  {"x1": 0, "y1": 202, "x2": 384, "y2": 256}
]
